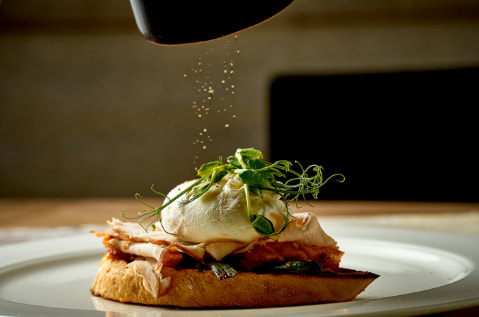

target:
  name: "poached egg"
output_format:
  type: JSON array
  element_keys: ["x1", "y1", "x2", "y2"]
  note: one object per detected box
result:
[{"x1": 160, "y1": 174, "x2": 289, "y2": 243}]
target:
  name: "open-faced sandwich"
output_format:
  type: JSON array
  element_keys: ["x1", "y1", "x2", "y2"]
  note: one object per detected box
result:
[{"x1": 91, "y1": 148, "x2": 378, "y2": 307}]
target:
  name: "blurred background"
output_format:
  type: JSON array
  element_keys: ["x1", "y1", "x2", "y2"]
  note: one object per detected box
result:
[{"x1": 1, "y1": 0, "x2": 478, "y2": 200}]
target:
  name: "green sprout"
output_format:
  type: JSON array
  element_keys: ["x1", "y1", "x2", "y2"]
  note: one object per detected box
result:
[{"x1": 122, "y1": 148, "x2": 345, "y2": 236}]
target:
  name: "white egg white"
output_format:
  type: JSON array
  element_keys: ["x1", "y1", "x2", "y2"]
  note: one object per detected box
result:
[{"x1": 160, "y1": 174, "x2": 289, "y2": 243}]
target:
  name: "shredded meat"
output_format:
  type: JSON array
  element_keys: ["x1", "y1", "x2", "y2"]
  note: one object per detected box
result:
[
  {"x1": 98, "y1": 228, "x2": 343, "y2": 273},
  {"x1": 102, "y1": 233, "x2": 184, "y2": 267},
  {"x1": 230, "y1": 242, "x2": 344, "y2": 272},
  {"x1": 105, "y1": 248, "x2": 135, "y2": 262},
  {"x1": 162, "y1": 247, "x2": 184, "y2": 267}
]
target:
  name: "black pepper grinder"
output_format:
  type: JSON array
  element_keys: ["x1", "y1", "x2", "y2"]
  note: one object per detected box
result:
[{"x1": 129, "y1": 0, "x2": 294, "y2": 45}]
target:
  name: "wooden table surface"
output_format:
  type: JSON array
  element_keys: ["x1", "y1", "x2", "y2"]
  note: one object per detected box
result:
[
  {"x1": 1, "y1": 199, "x2": 478, "y2": 316},
  {"x1": 1, "y1": 198, "x2": 479, "y2": 227}
]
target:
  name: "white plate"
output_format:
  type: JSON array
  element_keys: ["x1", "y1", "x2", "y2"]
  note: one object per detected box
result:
[{"x1": 1, "y1": 225, "x2": 478, "y2": 317}]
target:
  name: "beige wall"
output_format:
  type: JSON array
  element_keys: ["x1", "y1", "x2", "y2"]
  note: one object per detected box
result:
[{"x1": 1, "y1": 0, "x2": 479, "y2": 197}]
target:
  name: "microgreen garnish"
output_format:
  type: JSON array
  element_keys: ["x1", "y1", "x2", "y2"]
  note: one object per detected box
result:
[{"x1": 122, "y1": 148, "x2": 344, "y2": 236}]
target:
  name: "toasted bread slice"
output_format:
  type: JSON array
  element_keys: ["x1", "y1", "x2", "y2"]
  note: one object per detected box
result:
[{"x1": 91, "y1": 259, "x2": 378, "y2": 308}]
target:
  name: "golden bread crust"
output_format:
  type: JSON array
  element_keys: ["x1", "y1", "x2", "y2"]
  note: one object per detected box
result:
[{"x1": 91, "y1": 259, "x2": 378, "y2": 308}]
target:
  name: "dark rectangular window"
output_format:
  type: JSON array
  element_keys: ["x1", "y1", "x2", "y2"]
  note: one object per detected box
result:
[{"x1": 270, "y1": 67, "x2": 478, "y2": 202}]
